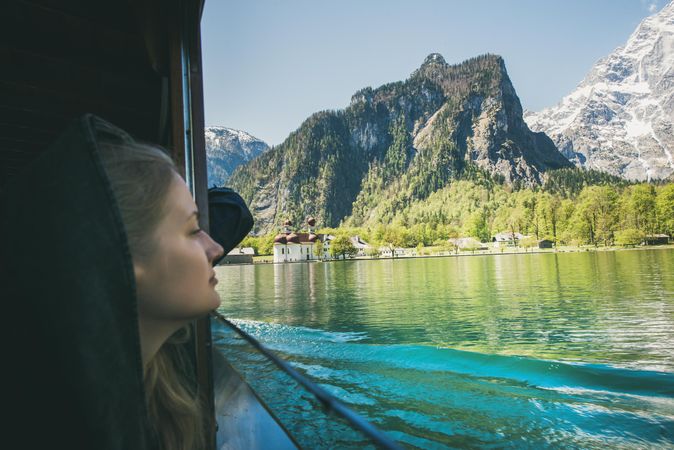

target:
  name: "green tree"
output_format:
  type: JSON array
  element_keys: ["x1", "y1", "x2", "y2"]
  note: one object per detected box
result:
[
  {"x1": 615, "y1": 229, "x2": 643, "y2": 247},
  {"x1": 440, "y1": 224, "x2": 460, "y2": 241},
  {"x1": 365, "y1": 246, "x2": 380, "y2": 258},
  {"x1": 240, "y1": 234, "x2": 276, "y2": 256},
  {"x1": 330, "y1": 234, "x2": 357, "y2": 259},
  {"x1": 520, "y1": 236, "x2": 538, "y2": 251},
  {"x1": 239, "y1": 236, "x2": 259, "y2": 254},
  {"x1": 570, "y1": 186, "x2": 618, "y2": 246},
  {"x1": 462, "y1": 209, "x2": 490, "y2": 242},
  {"x1": 518, "y1": 190, "x2": 540, "y2": 238},
  {"x1": 556, "y1": 199, "x2": 576, "y2": 244},
  {"x1": 383, "y1": 115, "x2": 411, "y2": 181},
  {"x1": 382, "y1": 224, "x2": 407, "y2": 247},
  {"x1": 656, "y1": 184, "x2": 674, "y2": 237},
  {"x1": 622, "y1": 184, "x2": 657, "y2": 235},
  {"x1": 257, "y1": 233, "x2": 276, "y2": 255},
  {"x1": 536, "y1": 192, "x2": 562, "y2": 242},
  {"x1": 492, "y1": 204, "x2": 526, "y2": 238}
]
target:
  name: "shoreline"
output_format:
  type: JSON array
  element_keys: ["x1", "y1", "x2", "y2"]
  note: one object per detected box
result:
[{"x1": 236, "y1": 244, "x2": 674, "y2": 265}]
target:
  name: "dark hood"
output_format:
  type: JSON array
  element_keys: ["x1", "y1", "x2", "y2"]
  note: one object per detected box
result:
[
  {"x1": 2, "y1": 115, "x2": 152, "y2": 449},
  {"x1": 208, "y1": 186, "x2": 254, "y2": 265}
]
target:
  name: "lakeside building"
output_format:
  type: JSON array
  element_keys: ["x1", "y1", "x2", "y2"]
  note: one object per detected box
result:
[
  {"x1": 220, "y1": 247, "x2": 255, "y2": 264},
  {"x1": 643, "y1": 234, "x2": 670, "y2": 245},
  {"x1": 378, "y1": 246, "x2": 408, "y2": 257},
  {"x1": 538, "y1": 239, "x2": 554, "y2": 249},
  {"x1": 492, "y1": 232, "x2": 526, "y2": 248},
  {"x1": 321, "y1": 234, "x2": 336, "y2": 258},
  {"x1": 273, "y1": 217, "x2": 330, "y2": 263},
  {"x1": 350, "y1": 235, "x2": 372, "y2": 256},
  {"x1": 449, "y1": 237, "x2": 489, "y2": 251},
  {"x1": 272, "y1": 218, "x2": 376, "y2": 262}
]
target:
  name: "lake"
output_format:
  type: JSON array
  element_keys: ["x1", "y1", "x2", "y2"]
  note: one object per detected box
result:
[{"x1": 214, "y1": 249, "x2": 674, "y2": 449}]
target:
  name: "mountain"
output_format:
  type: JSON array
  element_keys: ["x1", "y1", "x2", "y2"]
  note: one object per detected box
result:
[
  {"x1": 229, "y1": 53, "x2": 572, "y2": 233},
  {"x1": 525, "y1": 2, "x2": 674, "y2": 181},
  {"x1": 205, "y1": 127, "x2": 269, "y2": 187}
]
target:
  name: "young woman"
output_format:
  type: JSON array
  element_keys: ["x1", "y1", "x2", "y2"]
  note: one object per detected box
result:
[
  {"x1": 100, "y1": 139, "x2": 224, "y2": 449},
  {"x1": 2, "y1": 115, "x2": 226, "y2": 450}
]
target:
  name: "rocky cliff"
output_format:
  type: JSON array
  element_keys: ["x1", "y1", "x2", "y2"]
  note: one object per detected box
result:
[
  {"x1": 229, "y1": 53, "x2": 572, "y2": 233},
  {"x1": 525, "y1": 2, "x2": 674, "y2": 181}
]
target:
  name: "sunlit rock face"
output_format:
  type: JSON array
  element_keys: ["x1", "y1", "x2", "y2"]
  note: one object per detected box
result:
[
  {"x1": 525, "y1": 2, "x2": 674, "y2": 181},
  {"x1": 229, "y1": 53, "x2": 571, "y2": 233}
]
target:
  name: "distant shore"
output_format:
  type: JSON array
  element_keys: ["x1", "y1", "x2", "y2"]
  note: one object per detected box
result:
[{"x1": 243, "y1": 243, "x2": 674, "y2": 265}]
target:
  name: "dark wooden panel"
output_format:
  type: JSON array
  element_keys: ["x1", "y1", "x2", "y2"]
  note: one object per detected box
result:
[
  {"x1": 0, "y1": 151, "x2": 41, "y2": 174},
  {"x1": 0, "y1": 149, "x2": 40, "y2": 161},
  {"x1": 0, "y1": 123, "x2": 59, "y2": 143},
  {"x1": 20, "y1": 0, "x2": 138, "y2": 33},
  {"x1": 1, "y1": 0, "x2": 168, "y2": 190},
  {"x1": 0, "y1": 82, "x2": 156, "y2": 130},
  {"x1": 6, "y1": 1, "x2": 152, "y2": 75},
  {"x1": 2, "y1": 47, "x2": 159, "y2": 110},
  {"x1": 1, "y1": 162, "x2": 30, "y2": 173},
  {"x1": 0, "y1": 105, "x2": 69, "y2": 166},
  {"x1": 0, "y1": 137, "x2": 50, "y2": 152},
  {"x1": 0, "y1": 106, "x2": 73, "y2": 134},
  {"x1": 1, "y1": 161, "x2": 27, "y2": 171}
]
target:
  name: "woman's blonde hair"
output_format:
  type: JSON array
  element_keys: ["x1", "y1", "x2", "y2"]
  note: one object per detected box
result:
[{"x1": 99, "y1": 141, "x2": 206, "y2": 450}]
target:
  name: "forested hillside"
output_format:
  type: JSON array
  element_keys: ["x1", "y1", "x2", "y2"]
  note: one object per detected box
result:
[{"x1": 229, "y1": 53, "x2": 571, "y2": 233}]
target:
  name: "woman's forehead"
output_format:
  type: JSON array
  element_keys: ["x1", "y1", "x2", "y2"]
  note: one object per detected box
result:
[{"x1": 166, "y1": 174, "x2": 198, "y2": 222}]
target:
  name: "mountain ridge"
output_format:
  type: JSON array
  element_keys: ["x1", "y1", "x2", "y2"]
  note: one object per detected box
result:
[
  {"x1": 229, "y1": 53, "x2": 572, "y2": 233},
  {"x1": 525, "y1": 1, "x2": 674, "y2": 181},
  {"x1": 205, "y1": 126, "x2": 269, "y2": 187}
]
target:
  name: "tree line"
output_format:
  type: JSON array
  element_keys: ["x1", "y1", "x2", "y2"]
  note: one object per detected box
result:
[{"x1": 241, "y1": 178, "x2": 674, "y2": 255}]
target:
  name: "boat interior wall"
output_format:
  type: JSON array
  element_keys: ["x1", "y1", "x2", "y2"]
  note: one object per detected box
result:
[
  {"x1": 2, "y1": 2, "x2": 215, "y2": 447},
  {"x1": 1, "y1": 0, "x2": 206, "y2": 193},
  {"x1": 3, "y1": 1, "x2": 157, "y2": 185}
]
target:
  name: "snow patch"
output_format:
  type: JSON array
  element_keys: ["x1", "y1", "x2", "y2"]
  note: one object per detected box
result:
[{"x1": 625, "y1": 117, "x2": 653, "y2": 138}]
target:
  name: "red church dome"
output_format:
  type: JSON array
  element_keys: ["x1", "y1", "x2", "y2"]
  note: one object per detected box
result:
[{"x1": 274, "y1": 234, "x2": 287, "y2": 244}]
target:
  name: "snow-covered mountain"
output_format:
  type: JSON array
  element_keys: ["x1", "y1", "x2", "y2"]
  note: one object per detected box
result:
[
  {"x1": 205, "y1": 127, "x2": 269, "y2": 187},
  {"x1": 525, "y1": 2, "x2": 674, "y2": 181}
]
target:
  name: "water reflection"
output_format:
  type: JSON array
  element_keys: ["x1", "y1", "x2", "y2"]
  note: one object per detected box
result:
[
  {"x1": 216, "y1": 249, "x2": 674, "y2": 372},
  {"x1": 214, "y1": 250, "x2": 674, "y2": 448}
]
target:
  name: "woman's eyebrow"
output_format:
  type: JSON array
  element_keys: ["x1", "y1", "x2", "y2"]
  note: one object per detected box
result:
[{"x1": 186, "y1": 210, "x2": 199, "y2": 222}]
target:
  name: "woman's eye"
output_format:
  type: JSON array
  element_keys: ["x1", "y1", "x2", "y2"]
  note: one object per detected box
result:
[{"x1": 191, "y1": 228, "x2": 202, "y2": 235}]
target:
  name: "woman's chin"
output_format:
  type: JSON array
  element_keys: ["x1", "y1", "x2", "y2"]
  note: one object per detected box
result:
[{"x1": 209, "y1": 292, "x2": 222, "y2": 310}]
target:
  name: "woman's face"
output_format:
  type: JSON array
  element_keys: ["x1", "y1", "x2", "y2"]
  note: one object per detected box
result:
[{"x1": 134, "y1": 173, "x2": 224, "y2": 325}]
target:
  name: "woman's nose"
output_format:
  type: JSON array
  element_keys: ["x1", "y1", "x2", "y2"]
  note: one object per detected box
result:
[{"x1": 205, "y1": 233, "x2": 224, "y2": 264}]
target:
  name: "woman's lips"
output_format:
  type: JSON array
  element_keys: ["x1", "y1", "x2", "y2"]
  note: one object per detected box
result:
[{"x1": 209, "y1": 272, "x2": 218, "y2": 285}]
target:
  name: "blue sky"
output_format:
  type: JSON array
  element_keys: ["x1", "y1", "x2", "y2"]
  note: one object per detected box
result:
[{"x1": 202, "y1": 0, "x2": 665, "y2": 146}]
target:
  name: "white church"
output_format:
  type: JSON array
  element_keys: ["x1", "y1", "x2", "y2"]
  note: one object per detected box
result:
[{"x1": 273, "y1": 217, "x2": 333, "y2": 263}]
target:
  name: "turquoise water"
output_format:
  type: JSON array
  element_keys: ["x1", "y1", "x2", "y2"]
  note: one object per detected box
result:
[{"x1": 214, "y1": 249, "x2": 674, "y2": 448}]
